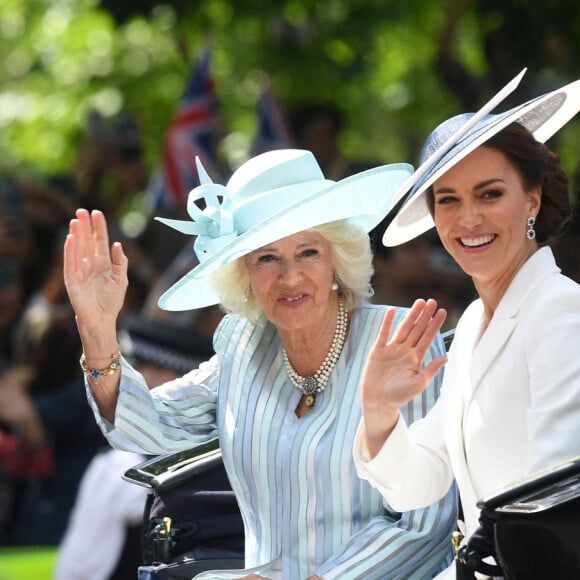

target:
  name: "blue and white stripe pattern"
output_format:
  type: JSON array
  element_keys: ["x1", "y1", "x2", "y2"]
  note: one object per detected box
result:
[{"x1": 89, "y1": 303, "x2": 456, "y2": 579}]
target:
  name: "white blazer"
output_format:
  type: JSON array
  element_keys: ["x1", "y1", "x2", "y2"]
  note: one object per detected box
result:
[{"x1": 355, "y1": 246, "x2": 580, "y2": 538}]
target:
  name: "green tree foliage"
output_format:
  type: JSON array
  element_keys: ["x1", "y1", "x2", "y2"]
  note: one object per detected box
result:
[{"x1": 1, "y1": 0, "x2": 578, "y2": 199}]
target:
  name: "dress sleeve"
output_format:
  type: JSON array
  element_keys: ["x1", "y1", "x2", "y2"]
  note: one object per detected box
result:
[{"x1": 85, "y1": 355, "x2": 220, "y2": 455}]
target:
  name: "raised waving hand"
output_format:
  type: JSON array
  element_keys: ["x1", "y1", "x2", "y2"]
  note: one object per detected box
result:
[
  {"x1": 361, "y1": 299, "x2": 448, "y2": 458},
  {"x1": 63, "y1": 209, "x2": 128, "y2": 326}
]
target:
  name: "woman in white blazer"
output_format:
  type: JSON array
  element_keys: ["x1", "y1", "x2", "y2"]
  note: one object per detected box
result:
[{"x1": 354, "y1": 72, "x2": 580, "y2": 578}]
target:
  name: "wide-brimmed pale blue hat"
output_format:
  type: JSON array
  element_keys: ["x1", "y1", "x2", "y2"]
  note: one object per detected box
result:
[
  {"x1": 384, "y1": 69, "x2": 580, "y2": 247},
  {"x1": 155, "y1": 148, "x2": 413, "y2": 311}
]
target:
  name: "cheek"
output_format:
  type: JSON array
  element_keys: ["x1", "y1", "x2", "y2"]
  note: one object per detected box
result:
[
  {"x1": 433, "y1": 209, "x2": 452, "y2": 236},
  {"x1": 248, "y1": 269, "x2": 275, "y2": 300}
]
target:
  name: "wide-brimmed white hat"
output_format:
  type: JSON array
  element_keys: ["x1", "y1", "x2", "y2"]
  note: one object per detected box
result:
[
  {"x1": 383, "y1": 69, "x2": 580, "y2": 246},
  {"x1": 155, "y1": 149, "x2": 413, "y2": 310}
]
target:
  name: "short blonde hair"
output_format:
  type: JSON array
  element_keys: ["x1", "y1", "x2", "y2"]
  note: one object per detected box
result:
[{"x1": 209, "y1": 219, "x2": 374, "y2": 324}]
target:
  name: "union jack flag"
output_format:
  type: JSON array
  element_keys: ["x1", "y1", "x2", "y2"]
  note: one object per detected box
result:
[
  {"x1": 149, "y1": 45, "x2": 222, "y2": 212},
  {"x1": 250, "y1": 80, "x2": 293, "y2": 156}
]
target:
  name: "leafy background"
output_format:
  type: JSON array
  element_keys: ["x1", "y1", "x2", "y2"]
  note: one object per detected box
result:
[{"x1": 1, "y1": 0, "x2": 579, "y2": 202}]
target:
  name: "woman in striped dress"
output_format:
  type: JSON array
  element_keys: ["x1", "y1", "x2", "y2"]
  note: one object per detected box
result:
[{"x1": 63, "y1": 149, "x2": 457, "y2": 579}]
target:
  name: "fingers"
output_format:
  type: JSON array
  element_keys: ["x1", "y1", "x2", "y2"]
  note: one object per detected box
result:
[
  {"x1": 66, "y1": 209, "x2": 112, "y2": 261},
  {"x1": 75, "y1": 208, "x2": 110, "y2": 256},
  {"x1": 64, "y1": 213, "x2": 85, "y2": 277},
  {"x1": 415, "y1": 306, "x2": 447, "y2": 354},
  {"x1": 422, "y1": 354, "x2": 448, "y2": 384},
  {"x1": 391, "y1": 298, "x2": 445, "y2": 348},
  {"x1": 90, "y1": 209, "x2": 111, "y2": 257},
  {"x1": 74, "y1": 208, "x2": 92, "y2": 260},
  {"x1": 110, "y1": 241, "x2": 129, "y2": 281},
  {"x1": 63, "y1": 233, "x2": 75, "y2": 280},
  {"x1": 375, "y1": 307, "x2": 396, "y2": 347},
  {"x1": 391, "y1": 298, "x2": 431, "y2": 344}
]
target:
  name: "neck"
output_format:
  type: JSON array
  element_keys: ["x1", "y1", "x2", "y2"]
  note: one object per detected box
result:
[
  {"x1": 474, "y1": 246, "x2": 537, "y2": 328},
  {"x1": 280, "y1": 296, "x2": 340, "y2": 376},
  {"x1": 282, "y1": 297, "x2": 348, "y2": 395}
]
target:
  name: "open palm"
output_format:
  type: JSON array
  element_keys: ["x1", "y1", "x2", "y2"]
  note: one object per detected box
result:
[
  {"x1": 361, "y1": 299, "x2": 448, "y2": 451},
  {"x1": 63, "y1": 209, "x2": 128, "y2": 324}
]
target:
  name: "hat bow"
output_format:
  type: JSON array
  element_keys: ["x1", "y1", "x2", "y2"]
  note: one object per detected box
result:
[{"x1": 155, "y1": 159, "x2": 238, "y2": 262}]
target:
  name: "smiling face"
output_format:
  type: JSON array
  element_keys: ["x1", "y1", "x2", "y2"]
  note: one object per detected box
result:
[
  {"x1": 244, "y1": 230, "x2": 336, "y2": 334},
  {"x1": 432, "y1": 146, "x2": 541, "y2": 294}
]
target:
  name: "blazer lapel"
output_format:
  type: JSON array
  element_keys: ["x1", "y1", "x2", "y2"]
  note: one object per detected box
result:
[
  {"x1": 466, "y1": 247, "x2": 560, "y2": 402},
  {"x1": 469, "y1": 318, "x2": 517, "y2": 395}
]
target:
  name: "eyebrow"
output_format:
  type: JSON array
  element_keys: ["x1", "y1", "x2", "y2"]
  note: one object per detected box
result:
[
  {"x1": 434, "y1": 177, "x2": 506, "y2": 195},
  {"x1": 255, "y1": 239, "x2": 323, "y2": 253}
]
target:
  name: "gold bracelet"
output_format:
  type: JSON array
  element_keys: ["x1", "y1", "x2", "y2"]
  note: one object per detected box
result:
[{"x1": 80, "y1": 347, "x2": 122, "y2": 379}]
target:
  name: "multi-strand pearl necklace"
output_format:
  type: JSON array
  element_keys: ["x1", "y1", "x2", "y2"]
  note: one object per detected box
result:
[{"x1": 283, "y1": 298, "x2": 348, "y2": 408}]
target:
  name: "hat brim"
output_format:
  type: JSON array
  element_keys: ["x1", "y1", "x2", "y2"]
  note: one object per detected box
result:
[
  {"x1": 383, "y1": 76, "x2": 580, "y2": 247},
  {"x1": 158, "y1": 162, "x2": 413, "y2": 311}
]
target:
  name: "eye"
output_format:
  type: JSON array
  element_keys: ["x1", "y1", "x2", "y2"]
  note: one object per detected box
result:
[
  {"x1": 482, "y1": 188, "x2": 503, "y2": 199},
  {"x1": 256, "y1": 253, "x2": 278, "y2": 264},
  {"x1": 434, "y1": 194, "x2": 458, "y2": 205},
  {"x1": 300, "y1": 248, "x2": 319, "y2": 258}
]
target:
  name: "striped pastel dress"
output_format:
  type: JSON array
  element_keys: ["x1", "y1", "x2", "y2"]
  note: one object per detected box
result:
[{"x1": 89, "y1": 303, "x2": 457, "y2": 579}]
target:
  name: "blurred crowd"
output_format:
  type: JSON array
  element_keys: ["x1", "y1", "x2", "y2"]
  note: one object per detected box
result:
[{"x1": 0, "y1": 101, "x2": 578, "y2": 569}]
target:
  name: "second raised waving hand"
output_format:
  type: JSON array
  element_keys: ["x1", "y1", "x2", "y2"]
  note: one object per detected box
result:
[{"x1": 361, "y1": 299, "x2": 448, "y2": 459}]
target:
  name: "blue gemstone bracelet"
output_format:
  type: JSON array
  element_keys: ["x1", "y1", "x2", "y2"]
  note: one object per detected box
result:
[{"x1": 80, "y1": 347, "x2": 122, "y2": 379}]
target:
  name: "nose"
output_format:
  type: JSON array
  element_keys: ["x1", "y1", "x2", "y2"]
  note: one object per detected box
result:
[
  {"x1": 279, "y1": 259, "x2": 302, "y2": 287},
  {"x1": 458, "y1": 200, "x2": 482, "y2": 229}
]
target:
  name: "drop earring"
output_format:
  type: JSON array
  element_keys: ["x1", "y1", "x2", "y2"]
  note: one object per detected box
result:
[
  {"x1": 331, "y1": 275, "x2": 339, "y2": 291},
  {"x1": 526, "y1": 216, "x2": 536, "y2": 240}
]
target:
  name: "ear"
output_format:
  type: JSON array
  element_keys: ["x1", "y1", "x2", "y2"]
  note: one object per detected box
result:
[{"x1": 528, "y1": 184, "x2": 542, "y2": 217}]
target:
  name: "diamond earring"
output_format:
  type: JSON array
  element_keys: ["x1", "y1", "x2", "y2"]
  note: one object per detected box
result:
[{"x1": 526, "y1": 216, "x2": 536, "y2": 240}]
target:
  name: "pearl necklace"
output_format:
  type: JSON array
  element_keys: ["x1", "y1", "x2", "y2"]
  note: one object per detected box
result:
[{"x1": 283, "y1": 298, "x2": 348, "y2": 408}]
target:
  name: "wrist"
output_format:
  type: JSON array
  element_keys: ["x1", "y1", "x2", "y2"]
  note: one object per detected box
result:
[
  {"x1": 77, "y1": 324, "x2": 120, "y2": 364},
  {"x1": 75, "y1": 313, "x2": 118, "y2": 340},
  {"x1": 362, "y1": 411, "x2": 399, "y2": 460},
  {"x1": 80, "y1": 345, "x2": 122, "y2": 379}
]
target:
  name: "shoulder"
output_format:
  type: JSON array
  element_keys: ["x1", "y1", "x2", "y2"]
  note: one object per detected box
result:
[
  {"x1": 521, "y1": 247, "x2": 580, "y2": 311},
  {"x1": 536, "y1": 270, "x2": 580, "y2": 302},
  {"x1": 213, "y1": 313, "x2": 272, "y2": 354},
  {"x1": 518, "y1": 254, "x2": 580, "y2": 321},
  {"x1": 524, "y1": 272, "x2": 580, "y2": 337},
  {"x1": 214, "y1": 313, "x2": 245, "y2": 340}
]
